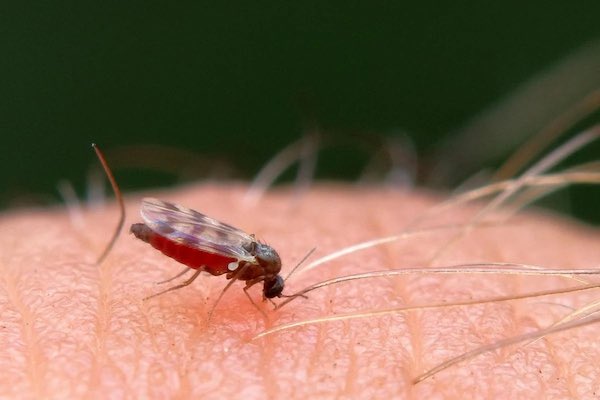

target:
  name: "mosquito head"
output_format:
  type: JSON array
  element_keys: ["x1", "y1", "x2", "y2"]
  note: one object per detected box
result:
[
  {"x1": 263, "y1": 275, "x2": 284, "y2": 298},
  {"x1": 253, "y1": 243, "x2": 283, "y2": 298}
]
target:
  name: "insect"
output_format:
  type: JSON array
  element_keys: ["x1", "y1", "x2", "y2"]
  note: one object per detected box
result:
[
  {"x1": 92, "y1": 144, "x2": 308, "y2": 315},
  {"x1": 130, "y1": 198, "x2": 286, "y2": 302}
]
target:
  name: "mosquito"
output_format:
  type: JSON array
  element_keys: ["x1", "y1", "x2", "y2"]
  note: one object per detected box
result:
[{"x1": 92, "y1": 144, "x2": 312, "y2": 317}]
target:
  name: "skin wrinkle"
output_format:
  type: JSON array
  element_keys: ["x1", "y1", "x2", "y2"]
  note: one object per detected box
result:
[
  {"x1": 304, "y1": 316, "x2": 326, "y2": 392},
  {"x1": 299, "y1": 265, "x2": 339, "y2": 394},
  {"x1": 341, "y1": 328, "x2": 356, "y2": 396},
  {"x1": 374, "y1": 199, "x2": 425, "y2": 385},
  {"x1": 4, "y1": 271, "x2": 45, "y2": 398},
  {"x1": 91, "y1": 258, "x2": 110, "y2": 390},
  {"x1": 0, "y1": 184, "x2": 599, "y2": 398},
  {"x1": 0, "y1": 215, "x2": 81, "y2": 398},
  {"x1": 540, "y1": 341, "x2": 565, "y2": 396},
  {"x1": 257, "y1": 320, "x2": 277, "y2": 397}
]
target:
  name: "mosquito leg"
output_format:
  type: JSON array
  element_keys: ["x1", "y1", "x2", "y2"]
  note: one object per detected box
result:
[
  {"x1": 274, "y1": 292, "x2": 309, "y2": 310},
  {"x1": 206, "y1": 264, "x2": 251, "y2": 322},
  {"x1": 144, "y1": 269, "x2": 202, "y2": 301},
  {"x1": 267, "y1": 298, "x2": 277, "y2": 308},
  {"x1": 265, "y1": 293, "x2": 308, "y2": 310},
  {"x1": 281, "y1": 292, "x2": 309, "y2": 300},
  {"x1": 244, "y1": 284, "x2": 268, "y2": 319},
  {"x1": 241, "y1": 276, "x2": 268, "y2": 317},
  {"x1": 155, "y1": 267, "x2": 193, "y2": 285}
]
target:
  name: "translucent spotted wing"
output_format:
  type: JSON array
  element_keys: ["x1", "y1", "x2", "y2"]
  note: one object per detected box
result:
[{"x1": 140, "y1": 198, "x2": 256, "y2": 262}]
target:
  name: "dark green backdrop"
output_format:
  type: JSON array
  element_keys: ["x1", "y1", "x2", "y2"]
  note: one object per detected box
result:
[{"x1": 1, "y1": 2, "x2": 599, "y2": 222}]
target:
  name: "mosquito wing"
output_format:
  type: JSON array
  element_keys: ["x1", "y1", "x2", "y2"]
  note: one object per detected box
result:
[{"x1": 140, "y1": 198, "x2": 256, "y2": 262}]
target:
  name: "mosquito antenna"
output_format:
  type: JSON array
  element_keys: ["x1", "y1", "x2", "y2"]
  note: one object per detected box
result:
[
  {"x1": 284, "y1": 247, "x2": 316, "y2": 282},
  {"x1": 92, "y1": 143, "x2": 126, "y2": 265}
]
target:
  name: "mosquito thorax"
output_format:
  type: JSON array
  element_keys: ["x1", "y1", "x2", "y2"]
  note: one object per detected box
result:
[
  {"x1": 251, "y1": 243, "x2": 284, "y2": 298},
  {"x1": 253, "y1": 243, "x2": 282, "y2": 275}
]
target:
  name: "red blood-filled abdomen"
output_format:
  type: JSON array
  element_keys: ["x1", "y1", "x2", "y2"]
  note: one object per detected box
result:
[{"x1": 148, "y1": 233, "x2": 236, "y2": 276}]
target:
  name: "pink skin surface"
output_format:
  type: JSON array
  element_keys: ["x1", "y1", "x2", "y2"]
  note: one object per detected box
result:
[{"x1": 0, "y1": 184, "x2": 599, "y2": 399}]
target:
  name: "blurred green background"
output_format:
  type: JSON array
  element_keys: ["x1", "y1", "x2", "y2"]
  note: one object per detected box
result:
[{"x1": 1, "y1": 2, "x2": 599, "y2": 222}]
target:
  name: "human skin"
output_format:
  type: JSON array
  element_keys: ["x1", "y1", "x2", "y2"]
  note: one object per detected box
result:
[{"x1": 0, "y1": 184, "x2": 599, "y2": 399}]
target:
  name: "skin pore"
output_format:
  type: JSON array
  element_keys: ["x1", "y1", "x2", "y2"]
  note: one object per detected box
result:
[{"x1": 0, "y1": 183, "x2": 599, "y2": 398}]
